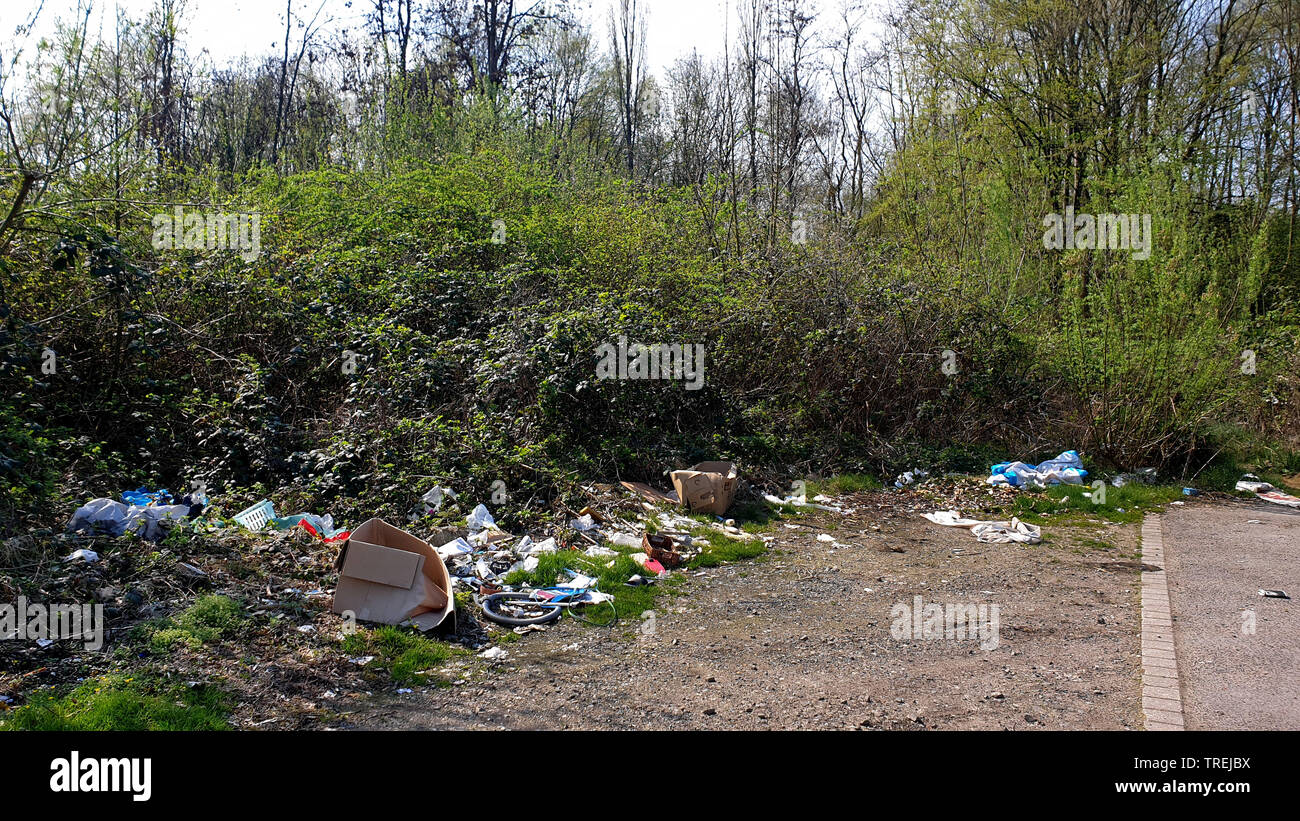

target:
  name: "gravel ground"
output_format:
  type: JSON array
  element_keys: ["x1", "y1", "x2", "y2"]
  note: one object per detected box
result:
[
  {"x1": 1163, "y1": 500, "x2": 1300, "y2": 730},
  {"x1": 346, "y1": 499, "x2": 1144, "y2": 730}
]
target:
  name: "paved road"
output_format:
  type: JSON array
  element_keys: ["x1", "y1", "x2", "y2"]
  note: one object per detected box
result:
[{"x1": 1163, "y1": 500, "x2": 1300, "y2": 730}]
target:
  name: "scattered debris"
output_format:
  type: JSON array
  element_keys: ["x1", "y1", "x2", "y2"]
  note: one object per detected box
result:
[
  {"x1": 895, "y1": 469, "x2": 929, "y2": 488},
  {"x1": 233, "y1": 499, "x2": 349, "y2": 542},
  {"x1": 1111, "y1": 468, "x2": 1158, "y2": 487}
]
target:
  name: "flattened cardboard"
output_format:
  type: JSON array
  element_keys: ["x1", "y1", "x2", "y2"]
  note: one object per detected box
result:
[
  {"x1": 669, "y1": 461, "x2": 738, "y2": 515},
  {"x1": 620, "y1": 481, "x2": 678, "y2": 505},
  {"x1": 333, "y1": 518, "x2": 454, "y2": 630}
]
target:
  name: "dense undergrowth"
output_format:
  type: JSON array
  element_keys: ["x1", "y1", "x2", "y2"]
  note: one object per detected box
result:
[{"x1": 1, "y1": 150, "x2": 1298, "y2": 537}]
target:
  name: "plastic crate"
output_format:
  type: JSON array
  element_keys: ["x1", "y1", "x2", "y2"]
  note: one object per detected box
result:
[{"x1": 233, "y1": 499, "x2": 275, "y2": 532}]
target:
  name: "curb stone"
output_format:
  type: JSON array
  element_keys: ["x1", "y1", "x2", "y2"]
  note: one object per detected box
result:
[{"x1": 1140, "y1": 514, "x2": 1184, "y2": 730}]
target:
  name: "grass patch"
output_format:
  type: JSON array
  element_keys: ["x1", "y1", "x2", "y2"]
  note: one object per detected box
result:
[
  {"x1": 1076, "y1": 536, "x2": 1117, "y2": 551},
  {"x1": 138, "y1": 594, "x2": 248, "y2": 653},
  {"x1": 1010, "y1": 483, "x2": 1186, "y2": 524},
  {"x1": 806, "y1": 473, "x2": 883, "y2": 496},
  {"x1": 0, "y1": 674, "x2": 232, "y2": 731},
  {"x1": 688, "y1": 535, "x2": 767, "y2": 568},
  {"x1": 340, "y1": 625, "x2": 456, "y2": 686}
]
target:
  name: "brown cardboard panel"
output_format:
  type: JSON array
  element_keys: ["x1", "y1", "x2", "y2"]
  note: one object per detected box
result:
[
  {"x1": 335, "y1": 576, "x2": 425, "y2": 624},
  {"x1": 620, "y1": 481, "x2": 678, "y2": 504},
  {"x1": 339, "y1": 541, "x2": 423, "y2": 589}
]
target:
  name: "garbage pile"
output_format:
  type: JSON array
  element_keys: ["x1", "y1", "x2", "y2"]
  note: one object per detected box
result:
[
  {"x1": 986, "y1": 450, "x2": 1087, "y2": 489},
  {"x1": 57, "y1": 460, "x2": 774, "y2": 641},
  {"x1": 67, "y1": 487, "x2": 208, "y2": 542},
  {"x1": 232, "y1": 499, "x2": 350, "y2": 543},
  {"x1": 435, "y1": 500, "x2": 713, "y2": 630}
]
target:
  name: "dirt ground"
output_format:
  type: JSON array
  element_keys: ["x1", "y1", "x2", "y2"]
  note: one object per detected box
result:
[
  {"x1": 1163, "y1": 501, "x2": 1300, "y2": 730},
  {"x1": 344, "y1": 495, "x2": 1145, "y2": 730}
]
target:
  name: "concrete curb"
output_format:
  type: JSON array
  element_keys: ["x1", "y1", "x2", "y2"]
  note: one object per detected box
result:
[{"x1": 1140, "y1": 514, "x2": 1184, "y2": 730}]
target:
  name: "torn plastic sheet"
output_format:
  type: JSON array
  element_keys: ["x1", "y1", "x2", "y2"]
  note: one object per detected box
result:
[
  {"x1": 557, "y1": 572, "x2": 597, "y2": 589},
  {"x1": 606, "y1": 532, "x2": 641, "y2": 549},
  {"x1": 514, "y1": 536, "x2": 558, "y2": 556},
  {"x1": 420, "y1": 486, "x2": 457, "y2": 514},
  {"x1": 121, "y1": 487, "x2": 173, "y2": 506}
]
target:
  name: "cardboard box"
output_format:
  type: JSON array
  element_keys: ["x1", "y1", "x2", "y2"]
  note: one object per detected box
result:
[
  {"x1": 333, "y1": 518, "x2": 454, "y2": 631},
  {"x1": 669, "y1": 461, "x2": 739, "y2": 516}
]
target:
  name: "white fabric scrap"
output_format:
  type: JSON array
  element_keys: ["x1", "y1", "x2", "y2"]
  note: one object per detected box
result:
[{"x1": 923, "y1": 510, "x2": 1042, "y2": 544}]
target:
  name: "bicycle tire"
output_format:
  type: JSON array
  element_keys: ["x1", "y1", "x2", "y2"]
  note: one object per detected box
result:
[{"x1": 480, "y1": 592, "x2": 563, "y2": 626}]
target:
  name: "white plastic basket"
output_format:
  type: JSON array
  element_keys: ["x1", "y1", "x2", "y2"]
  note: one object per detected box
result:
[{"x1": 233, "y1": 499, "x2": 275, "y2": 531}]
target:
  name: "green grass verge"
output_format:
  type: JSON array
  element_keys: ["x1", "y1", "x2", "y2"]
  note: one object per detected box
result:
[
  {"x1": 1011, "y1": 483, "x2": 1186, "y2": 524},
  {"x1": 805, "y1": 473, "x2": 883, "y2": 496},
  {"x1": 0, "y1": 674, "x2": 232, "y2": 731}
]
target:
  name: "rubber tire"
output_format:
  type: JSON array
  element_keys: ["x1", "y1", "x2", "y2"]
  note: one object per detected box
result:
[{"x1": 480, "y1": 592, "x2": 563, "y2": 626}]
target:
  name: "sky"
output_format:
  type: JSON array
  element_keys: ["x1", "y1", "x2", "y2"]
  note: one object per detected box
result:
[{"x1": 0, "y1": 0, "x2": 757, "y2": 76}]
